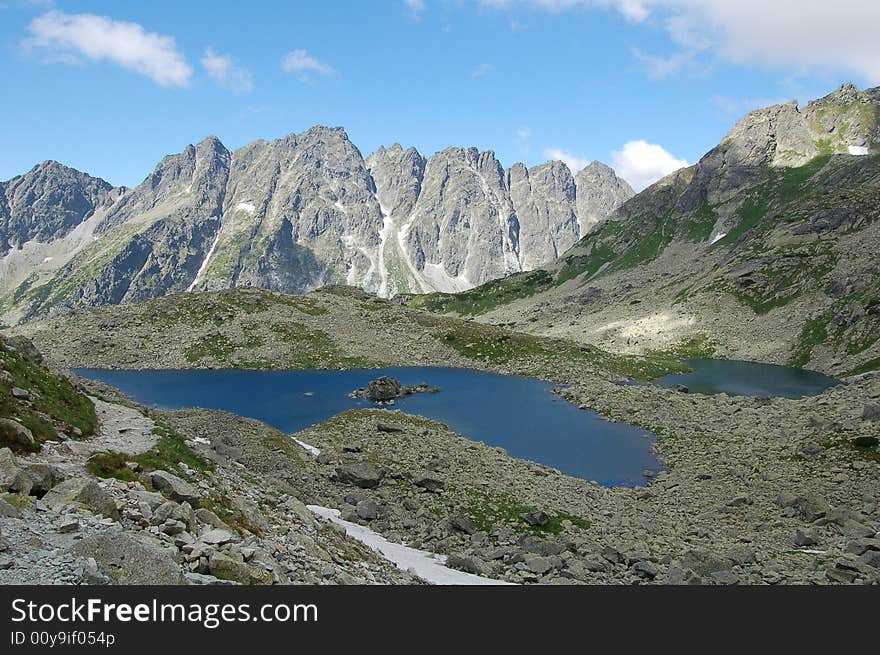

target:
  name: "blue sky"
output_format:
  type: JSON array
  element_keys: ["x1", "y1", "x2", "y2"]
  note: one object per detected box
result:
[{"x1": 2, "y1": 1, "x2": 878, "y2": 190}]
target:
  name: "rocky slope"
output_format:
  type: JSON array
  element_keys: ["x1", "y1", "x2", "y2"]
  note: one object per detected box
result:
[
  {"x1": 0, "y1": 130, "x2": 633, "y2": 325},
  {"x1": 3, "y1": 299, "x2": 879, "y2": 585},
  {"x1": 411, "y1": 83, "x2": 880, "y2": 377}
]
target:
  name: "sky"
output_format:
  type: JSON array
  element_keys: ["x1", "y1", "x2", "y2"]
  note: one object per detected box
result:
[{"x1": 2, "y1": 1, "x2": 879, "y2": 192}]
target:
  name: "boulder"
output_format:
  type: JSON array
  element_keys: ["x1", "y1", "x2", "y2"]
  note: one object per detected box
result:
[
  {"x1": 0, "y1": 448, "x2": 32, "y2": 495},
  {"x1": 11, "y1": 387, "x2": 30, "y2": 401},
  {"x1": 23, "y1": 462, "x2": 66, "y2": 494},
  {"x1": 445, "y1": 554, "x2": 485, "y2": 576},
  {"x1": 0, "y1": 496, "x2": 20, "y2": 518},
  {"x1": 208, "y1": 552, "x2": 273, "y2": 585},
  {"x1": 520, "y1": 509, "x2": 550, "y2": 527},
  {"x1": 448, "y1": 514, "x2": 477, "y2": 535},
  {"x1": 861, "y1": 405, "x2": 880, "y2": 421},
  {"x1": 364, "y1": 376, "x2": 403, "y2": 402},
  {"x1": 355, "y1": 499, "x2": 380, "y2": 521},
  {"x1": 0, "y1": 419, "x2": 35, "y2": 448},
  {"x1": 149, "y1": 470, "x2": 201, "y2": 507},
  {"x1": 851, "y1": 435, "x2": 879, "y2": 448},
  {"x1": 376, "y1": 422, "x2": 405, "y2": 433},
  {"x1": 42, "y1": 478, "x2": 120, "y2": 520},
  {"x1": 795, "y1": 529, "x2": 818, "y2": 547},
  {"x1": 336, "y1": 461, "x2": 384, "y2": 489},
  {"x1": 413, "y1": 475, "x2": 444, "y2": 493},
  {"x1": 71, "y1": 531, "x2": 183, "y2": 585},
  {"x1": 195, "y1": 508, "x2": 232, "y2": 532},
  {"x1": 200, "y1": 528, "x2": 238, "y2": 545}
]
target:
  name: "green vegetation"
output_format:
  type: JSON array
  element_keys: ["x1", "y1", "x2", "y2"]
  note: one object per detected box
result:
[
  {"x1": 267, "y1": 322, "x2": 375, "y2": 369},
  {"x1": 465, "y1": 491, "x2": 589, "y2": 535},
  {"x1": 647, "y1": 335, "x2": 717, "y2": 360},
  {"x1": 412, "y1": 313, "x2": 690, "y2": 381},
  {"x1": 841, "y1": 356, "x2": 880, "y2": 378},
  {"x1": 410, "y1": 270, "x2": 554, "y2": 316},
  {"x1": 789, "y1": 317, "x2": 830, "y2": 368},
  {"x1": 0, "y1": 338, "x2": 96, "y2": 450},
  {"x1": 556, "y1": 245, "x2": 616, "y2": 284},
  {"x1": 184, "y1": 333, "x2": 236, "y2": 363},
  {"x1": 87, "y1": 421, "x2": 211, "y2": 481}
]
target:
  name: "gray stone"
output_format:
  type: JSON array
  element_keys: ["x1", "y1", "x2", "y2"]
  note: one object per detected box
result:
[
  {"x1": 0, "y1": 419, "x2": 35, "y2": 448},
  {"x1": 58, "y1": 518, "x2": 80, "y2": 534},
  {"x1": 376, "y1": 422, "x2": 405, "y2": 433},
  {"x1": 0, "y1": 448, "x2": 32, "y2": 495},
  {"x1": 413, "y1": 475, "x2": 444, "y2": 493},
  {"x1": 445, "y1": 554, "x2": 484, "y2": 576},
  {"x1": 355, "y1": 499, "x2": 380, "y2": 521},
  {"x1": 42, "y1": 478, "x2": 120, "y2": 520},
  {"x1": 632, "y1": 561, "x2": 658, "y2": 579},
  {"x1": 149, "y1": 470, "x2": 201, "y2": 507},
  {"x1": 448, "y1": 514, "x2": 477, "y2": 535},
  {"x1": 524, "y1": 555, "x2": 553, "y2": 575},
  {"x1": 520, "y1": 509, "x2": 550, "y2": 527},
  {"x1": 795, "y1": 529, "x2": 818, "y2": 547},
  {"x1": 208, "y1": 552, "x2": 273, "y2": 585},
  {"x1": 861, "y1": 405, "x2": 880, "y2": 421},
  {"x1": 336, "y1": 461, "x2": 384, "y2": 489},
  {"x1": 200, "y1": 528, "x2": 237, "y2": 545},
  {"x1": 11, "y1": 387, "x2": 31, "y2": 400},
  {"x1": 70, "y1": 531, "x2": 184, "y2": 584}
]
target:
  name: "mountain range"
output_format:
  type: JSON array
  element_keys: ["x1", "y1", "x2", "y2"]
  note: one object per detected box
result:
[
  {"x1": 0, "y1": 128, "x2": 632, "y2": 324},
  {"x1": 412, "y1": 83, "x2": 880, "y2": 377}
]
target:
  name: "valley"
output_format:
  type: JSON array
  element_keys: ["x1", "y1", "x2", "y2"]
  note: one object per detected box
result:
[{"x1": 1, "y1": 83, "x2": 880, "y2": 587}]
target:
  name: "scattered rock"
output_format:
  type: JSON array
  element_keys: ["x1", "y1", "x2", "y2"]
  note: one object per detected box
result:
[
  {"x1": 376, "y1": 423, "x2": 404, "y2": 433},
  {"x1": 336, "y1": 461, "x2": 385, "y2": 488},
  {"x1": 413, "y1": 476, "x2": 444, "y2": 493},
  {"x1": 11, "y1": 387, "x2": 31, "y2": 401},
  {"x1": 149, "y1": 470, "x2": 201, "y2": 507},
  {"x1": 42, "y1": 478, "x2": 120, "y2": 520},
  {"x1": 71, "y1": 531, "x2": 184, "y2": 585},
  {"x1": 0, "y1": 419, "x2": 35, "y2": 448},
  {"x1": 519, "y1": 509, "x2": 550, "y2": 527}
]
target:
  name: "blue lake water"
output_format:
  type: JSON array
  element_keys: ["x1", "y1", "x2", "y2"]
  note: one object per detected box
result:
[
  {"x1": 74, "y1": 366, "x2": 661, "y2": 487},
  {"x1": 654, "y1": 358, "x2": 839, "y2": 399}
]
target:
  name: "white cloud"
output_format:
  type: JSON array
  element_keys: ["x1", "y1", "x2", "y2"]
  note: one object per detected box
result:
[
  {"x1": 485, "y1": 1, "x2": 880, "y2": 84},
  {"x1": 403, "y1": 0, "x2": 426, "y2": 13},
  {"x1": 544, "y1": 148, "x2": 591, "y2": 174},
  {"x1": 709, "y1": 94, "x2": 790, "y2": 117},
  {"x1": 631, "y1": 47, "x2": 696, "y2": 79},
  {"x1": 281, "y1": 49, "x2": 335, "y2": 79},
  {"x1": 201, "y1": 48, "x2": 253, "y2": 93},
  {"x1": 658, "y1": 0, "x2": 880, "y2": 84},
  {"x1": 479, "y1": 1, "x2": 649, "y2": 22},
  {"x1": 471, "y1": 63, "x2": 494, "y2": 78},
  {"x1": 610, "y1": 140, "x2": 688, "y2": 191},
  {"x1": 26, "y1": 10, "x2": 191, "y2": 87},
  {"x1": 516, "y1": 128, "x2": 531, "y2": 142}
]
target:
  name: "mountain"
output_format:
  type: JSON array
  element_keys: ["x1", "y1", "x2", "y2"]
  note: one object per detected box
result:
[
  {"x1": 410, "y1": 83, "x2": 880, "y2": 377},
  {"x1": 0, "y1": 129, "x2": 632, "y2": 324}
]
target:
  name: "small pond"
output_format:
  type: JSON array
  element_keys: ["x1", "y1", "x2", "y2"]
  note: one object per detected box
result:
[{"x1": 654, "y1": 359, "x2": 839, "y2": 399}]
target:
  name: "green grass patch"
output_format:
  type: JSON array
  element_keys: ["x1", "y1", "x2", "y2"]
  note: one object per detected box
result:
[
  {"x1": 0, "y1": 339, "x2": 96, "y2": 448},
  {"x1": 464, "y1": 492, "x2": 590, "y2": 535},
  {"x1": 841, "y1": 356, "x2": 880, "y2": 378},
  {"x1": 789, "y1": 317, "x2": 829, "y2": 368},
  {"x1": 410, "y1": 270, "x2": 554, "y2": 316}
]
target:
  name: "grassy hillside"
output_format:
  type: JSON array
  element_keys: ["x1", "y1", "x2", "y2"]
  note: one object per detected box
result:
[{"x1": 0, "y1": 336, "x2": 96, "y2": 450}]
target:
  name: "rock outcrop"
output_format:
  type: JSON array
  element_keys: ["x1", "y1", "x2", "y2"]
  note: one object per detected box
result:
[{"x1": 2, "y1": 130, "x2": 632, "y2": 323}]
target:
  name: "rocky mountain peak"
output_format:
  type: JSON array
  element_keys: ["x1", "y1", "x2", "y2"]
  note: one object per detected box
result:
[
  {"x1": 574, "y1": 161, "x2": 635, "y2": 234},
  {"x1": 0, "y1": 161, "x2": 117, "y2": 253}
]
